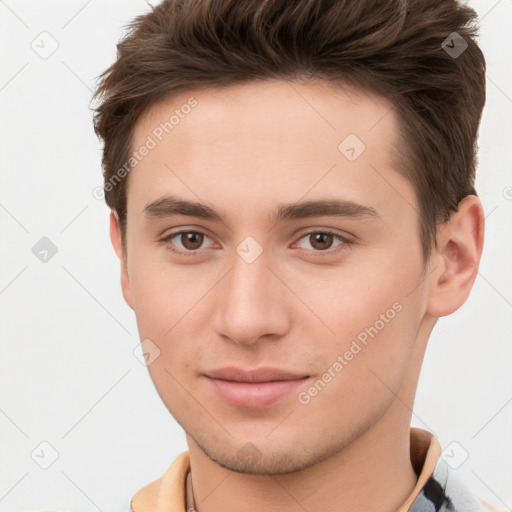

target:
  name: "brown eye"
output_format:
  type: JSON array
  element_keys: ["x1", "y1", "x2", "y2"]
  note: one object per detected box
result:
[
  {"x1": 309, "y1": 232, "x2": 334, "y2": 251},
  {"x1": 162, "y1": 230, "x2": 213, "y2": 255},
  {"x1": 295, "y1": 230, "x2": 349, "y2": 254},
  {"x1": 179, "y1": 231, "x2": 204, "y2": 250}
]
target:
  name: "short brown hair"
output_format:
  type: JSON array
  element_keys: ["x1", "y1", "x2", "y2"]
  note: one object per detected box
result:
[{"x1": 92, "y1": 0, "x2": 486, "y2": 263}]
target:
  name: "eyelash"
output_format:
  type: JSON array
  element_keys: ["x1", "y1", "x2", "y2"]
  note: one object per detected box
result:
[{"x1": 159, "y1": 229, "x2": 352, "y2": 257}]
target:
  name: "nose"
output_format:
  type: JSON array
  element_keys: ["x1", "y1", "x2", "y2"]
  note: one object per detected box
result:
[{"x1": 210, "y1": 245, "x2": 290, "y2": 346}]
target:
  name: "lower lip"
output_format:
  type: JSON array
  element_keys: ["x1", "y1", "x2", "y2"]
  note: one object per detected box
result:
[{"x1": 205, "y1": 376, "x2": 309, "y2": 409}]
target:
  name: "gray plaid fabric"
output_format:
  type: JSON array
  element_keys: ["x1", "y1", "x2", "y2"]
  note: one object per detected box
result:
[{"x1": 409, "y1": 456, "x2": 488, "y2": 511}]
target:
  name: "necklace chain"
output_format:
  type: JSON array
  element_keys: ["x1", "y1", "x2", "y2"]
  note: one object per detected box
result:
[{"x1": 186, "y1": 469, "x2": 198, "y2": 512}]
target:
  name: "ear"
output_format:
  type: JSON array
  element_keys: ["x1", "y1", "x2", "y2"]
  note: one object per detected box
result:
[
  {"x1": 426, "y1": 195, "x2": 485, "y2": 318},
  {"x1": 109, "y1": 209, "x2": 134, "y2": 310}
]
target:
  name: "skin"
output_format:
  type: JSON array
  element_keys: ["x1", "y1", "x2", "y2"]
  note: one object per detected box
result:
[{"x1": 110, "y1": 78, "x2": 484, "y2": 512}]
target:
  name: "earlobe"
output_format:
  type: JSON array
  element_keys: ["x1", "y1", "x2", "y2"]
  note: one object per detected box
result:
[
  {"x1": 109, "y1": 210, "x2": 134, "y2": 310},
  {"x1": 426, "y1": 195, "x2": 485, "y2": 318}
]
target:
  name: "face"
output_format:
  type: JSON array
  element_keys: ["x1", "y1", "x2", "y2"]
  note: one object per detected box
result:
[{"x1": 116, "y1": 79, "x2": 435, "y2": 474}]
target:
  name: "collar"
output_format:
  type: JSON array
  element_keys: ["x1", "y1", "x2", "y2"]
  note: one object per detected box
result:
[{"x1": 131, "y1": 427, "x2": 441, "y2": 512}]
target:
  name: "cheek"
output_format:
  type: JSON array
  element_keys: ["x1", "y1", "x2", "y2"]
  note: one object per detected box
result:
[
  {"x1": 295, "y1": 259, "x2": 410, "y2": 338},
  {"x1": 302, "y1": 253, "x2": 423, "y2": 378},
  {"x1": 296, "y1": 293, "x2": 419, "y2": 429},
  {"x1": 127, "y1": 252, "x2": 212, "y2": 385},
  {"x1": 127, "y1": 246, "x2": 203, "y2": 335}
]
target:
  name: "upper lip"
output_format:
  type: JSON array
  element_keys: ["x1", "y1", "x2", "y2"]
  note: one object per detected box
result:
[{"x1": 205, "y1": 366, "x2": 309, "y2": 383}]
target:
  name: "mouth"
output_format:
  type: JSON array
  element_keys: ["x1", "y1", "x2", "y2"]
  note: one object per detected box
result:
[{"x1": 203, "y1": 366, "x2": 310, "y2": 408}]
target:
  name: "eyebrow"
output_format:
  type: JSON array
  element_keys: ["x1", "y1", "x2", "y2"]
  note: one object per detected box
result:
[{"x1": 143, "y1": 194, "x2": 381, "y2": 223}]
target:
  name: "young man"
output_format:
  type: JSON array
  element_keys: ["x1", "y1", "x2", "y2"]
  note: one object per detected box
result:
[{"x1": 92, "y1": 0, "x2": 492, "y2": 511}]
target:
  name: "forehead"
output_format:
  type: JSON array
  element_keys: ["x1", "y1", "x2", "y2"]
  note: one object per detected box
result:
[
  {"x1": 128, "y1": 78, "x2": 416, "y2": 226},
  {"x1": 135, "y1": 78, "x2": 397, "y2": 154}
]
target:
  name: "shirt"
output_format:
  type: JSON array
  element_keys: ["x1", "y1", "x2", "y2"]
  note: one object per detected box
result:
[{"x1": 130, "y1": 427, "x2": 493, "y2": 512}]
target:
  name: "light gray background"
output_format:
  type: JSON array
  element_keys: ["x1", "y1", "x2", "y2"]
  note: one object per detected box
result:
[{"x1": 0, "y1": 0, "x2": 511, "y2": 510}]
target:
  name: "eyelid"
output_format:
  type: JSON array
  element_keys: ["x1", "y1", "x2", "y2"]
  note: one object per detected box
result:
[
  {"x1": 159, "y1": 228, "x2": 217, "y2": 256},
  {"x1": 292, "y1": 229, "x2": 352, "y2": 255},
  {"x1": 294, "y1": 226, "x2": 354, "y2": 241}
]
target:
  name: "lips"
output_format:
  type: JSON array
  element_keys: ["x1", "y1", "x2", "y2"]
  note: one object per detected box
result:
[
  {"x1": 203, "y1": 366, "x2": 310, "y2": 408},
  {"x1": 204, "y1": 366, "x2": 309, "y2": 383}
]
